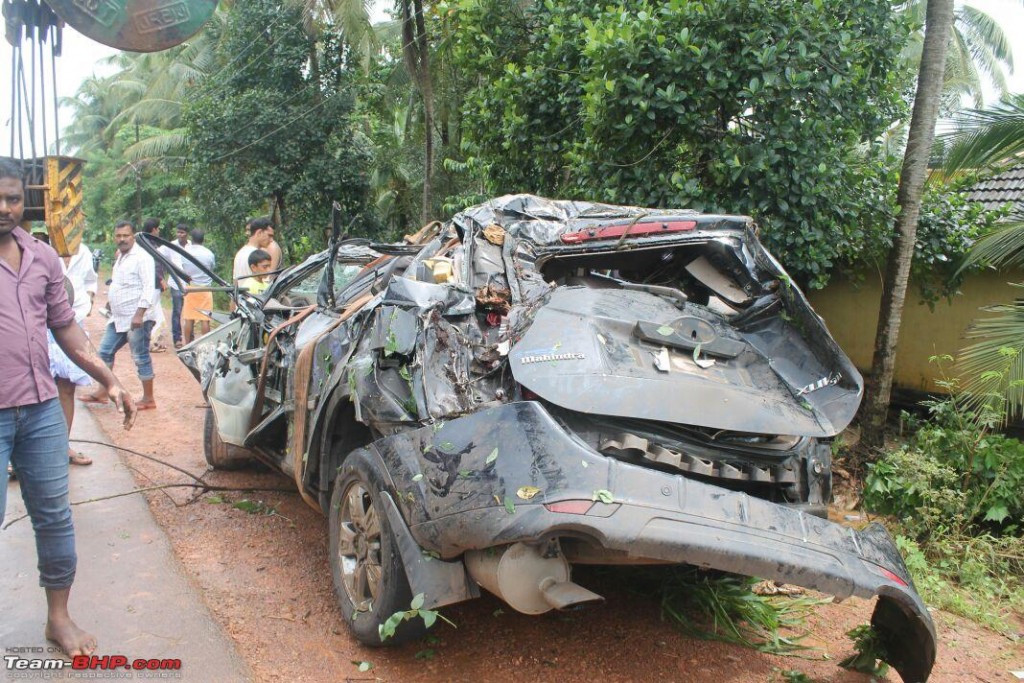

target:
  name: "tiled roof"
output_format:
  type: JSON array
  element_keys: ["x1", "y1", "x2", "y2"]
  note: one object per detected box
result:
[{"x1": 964, "y1": 165, "x2": 1024, "y2": 212}]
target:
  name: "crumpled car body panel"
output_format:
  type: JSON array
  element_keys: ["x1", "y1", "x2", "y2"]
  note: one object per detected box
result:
[
  {"x1": 371, "y1": 400, "x2": 934, "y2": 681},
  {"x1": 158, "y1": 195, "x2": 934, "y2": 682},
  {"x1": 511, "y1": 286, "x2": 849, "y2": 437}
]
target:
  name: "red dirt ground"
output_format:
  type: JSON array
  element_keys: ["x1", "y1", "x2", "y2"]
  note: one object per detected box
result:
[{"x1": 79, "y1": 302, "x2": 1022, "y2": 683}]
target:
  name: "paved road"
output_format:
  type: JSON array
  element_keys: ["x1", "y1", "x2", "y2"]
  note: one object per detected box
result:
[{"x1": 1, "y1": 401, "x2": 250, "y2": 682}]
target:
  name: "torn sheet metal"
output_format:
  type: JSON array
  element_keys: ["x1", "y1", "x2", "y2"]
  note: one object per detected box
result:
[{"x1": 178, "y1": 196, "x2": 932, "y2": 681}]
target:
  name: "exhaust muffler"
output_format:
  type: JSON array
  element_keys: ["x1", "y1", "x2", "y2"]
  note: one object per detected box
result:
[{"x1": 465, "y1": 542, "x2": 604, "y2": 614}]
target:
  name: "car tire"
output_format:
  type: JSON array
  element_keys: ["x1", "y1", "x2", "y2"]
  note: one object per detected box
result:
[
  {"x1": 203, "y1": 406, "x2": 255, "y2": 470},
  {"x1": 329, "y1": 448, "x2": 425, "y2": 646}
]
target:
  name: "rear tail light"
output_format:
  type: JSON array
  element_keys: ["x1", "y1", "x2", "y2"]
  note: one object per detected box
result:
[
  {"x1": 544, "y1": 500, "x2": 595, "y2": 515},
  {"x1": 866, "y1": 562, "x2": 909, "y2": 588}
]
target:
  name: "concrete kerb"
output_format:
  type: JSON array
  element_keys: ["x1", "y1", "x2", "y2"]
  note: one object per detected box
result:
[{"x1": 0, "y1": 400, "x2": 251, "y2": 682}]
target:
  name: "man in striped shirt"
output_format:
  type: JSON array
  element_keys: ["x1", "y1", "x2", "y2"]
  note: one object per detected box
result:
[{"x1": 82, "y1": 221, "x2": 158, "y2": 410}]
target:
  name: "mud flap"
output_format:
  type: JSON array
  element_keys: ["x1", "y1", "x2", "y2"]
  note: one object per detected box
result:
[
  {"x1": 379, "y1": 492, "x2": 479, "y2": 610},
  {"x1": 872, "y1": 586, "x2": 936, "y2": 683}
]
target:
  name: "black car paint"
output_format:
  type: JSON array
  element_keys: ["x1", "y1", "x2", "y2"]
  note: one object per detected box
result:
[{"x1": 140, "y1": 196, "x2": 936, "y2": 681}]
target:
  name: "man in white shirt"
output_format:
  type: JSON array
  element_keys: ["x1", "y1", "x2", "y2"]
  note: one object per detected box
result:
[
  {"x1": 182, "y1": 228, "x2": 217, "y2": 344},
  {"x1": 28, "y1": 230, "x2": 99, "y2": 466},
  {"x1": 165, "y1": 224, "x2": 190, "y2": 348},
  {"x1": 82, "y1": 221, "x2": 158, "y2": 410},
  {"x1": 233, "y1": 216, "x2": 275, "y2": 282},
  {"x1": 63, "y1": 241, "x2": 98, "y2": 321},
  {"x1": 142, "y1": 219, "x2": 168, "y2": 352},
  {"x1": 59, "y1": 240, "x2": 99, "y2": 464}
]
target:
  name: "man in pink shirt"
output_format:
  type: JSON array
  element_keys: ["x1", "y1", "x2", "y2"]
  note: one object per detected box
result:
[{"x1": 0, "y1": 160, "x2": 137, "y2": 656}]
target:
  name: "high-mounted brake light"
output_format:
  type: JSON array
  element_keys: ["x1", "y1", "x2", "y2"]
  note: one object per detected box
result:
[
  {"x1": 544, "y1": 500, "x2": 595, "y2": 515},
  {"x1": 560, "y1": 220, "x2": 697, "y2": 244}
]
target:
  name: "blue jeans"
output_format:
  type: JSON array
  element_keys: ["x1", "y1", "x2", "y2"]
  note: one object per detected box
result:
[
  {"x1": 98, "y1": 320, "x2": 155, "y2": 381},
  {"x1": 170, "y1": 288, "x2": 184, "y2": 344},
  {"x1": 0, "y1": 398, "x2": 76, "y2": 589}
]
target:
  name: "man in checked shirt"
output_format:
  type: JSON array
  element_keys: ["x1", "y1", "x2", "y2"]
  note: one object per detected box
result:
[
  {"x1": 82, "y1": 220, "x2": 159, "y2": 410},
  {"x1": 0, "y1": 160, "x2": 137, "y2": 655}
]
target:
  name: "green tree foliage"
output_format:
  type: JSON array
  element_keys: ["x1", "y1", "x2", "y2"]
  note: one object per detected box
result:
[
  {"x1": 899, "y1": 0, "x2": 1016, "y2": 108},
  {"x1": 936, "y1": 94, "x2": 1024, "y2": 421},
  {"x1": 184, "y1": 0, "x2": 375, "y2": 259},
  {"x1": 851, "y1": 175, "x2": 1014, "y2": 306},
  {"x1": 60, "y1": 38, "x2": 218, "y2": 249},
  {"x1": 942, "y1": 93, "x2": 1024, "y2": 178},
  {"x1": 448, "y1": 0, "x2": 911, "y2": 287},
  {"x1": 80, "y1": 125, "x2": 199, "y2": 246}
]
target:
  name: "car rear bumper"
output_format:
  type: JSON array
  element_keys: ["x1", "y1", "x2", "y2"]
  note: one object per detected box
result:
[{"x1": 370, "y1": 401, "x2": 935, "y2": 682}]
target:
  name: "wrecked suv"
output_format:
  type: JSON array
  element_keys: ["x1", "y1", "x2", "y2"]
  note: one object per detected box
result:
[{"x1": 142, "y1": 195, "x2": 935, "y2": 682}]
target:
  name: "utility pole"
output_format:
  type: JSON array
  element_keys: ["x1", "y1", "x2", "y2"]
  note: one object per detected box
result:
[{"x1": 134, "y1": 122, "x2": 142, "y2": 227}]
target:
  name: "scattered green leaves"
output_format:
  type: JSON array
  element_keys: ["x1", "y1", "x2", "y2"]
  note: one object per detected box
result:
[
  {"x1": 517, "y1": 485, "x2": 542, "y2": 500},
  {"x1": 378, "y1": 593, "x2": 456, "y2": 642},
  {"x1": 592, "y1": 489, "x2": 614, "y2": 504},
  {"x1": 838, "y1": 624, "x2": 890, "y2": 677},
  {"x1": 233, "y1": 499, "x2": 276, "y2": 516},
  {"x1": 485, "y1": 448, "x2": 499, "y2": 465},
  {"x1": 351, "y1": 661, "x2": 373, "y2": 673}
]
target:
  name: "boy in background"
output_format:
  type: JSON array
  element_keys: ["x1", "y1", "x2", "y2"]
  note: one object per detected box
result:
[{"x1": 246, "y1": 249, "x2": 273, "y2": 297}]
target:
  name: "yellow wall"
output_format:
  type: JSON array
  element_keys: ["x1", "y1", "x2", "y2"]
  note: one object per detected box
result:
[{"x1": 807, "y1": 270, "x2": 1024, "y2": 393}]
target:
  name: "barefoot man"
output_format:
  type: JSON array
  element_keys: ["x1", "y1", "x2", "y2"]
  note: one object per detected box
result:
[{"x1": 0, "y1": 160, "x2": 137, "y2": 655}]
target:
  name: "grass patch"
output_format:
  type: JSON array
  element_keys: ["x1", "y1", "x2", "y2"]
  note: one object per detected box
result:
[
  {"x1": 858, "y1": 355, "x2": 1024, "y2": 636},
  {"x1": 657, "y1": 568, "x2": 823, "y2": 654},
  {"x1": 594, "y1": 565, "x2": 823, "y2": 655},
  {"x1": 894, "y1": 533, "x2": 1024, "y2": 636}
]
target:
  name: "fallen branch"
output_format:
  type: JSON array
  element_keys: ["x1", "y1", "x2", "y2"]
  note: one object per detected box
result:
[
  {"x1": 120, "y1": 458, "x2": 182, "y2": 507},
  {"x1": 5, "y1": 437, "x2": 299, "y2": 528},
  {"x1": 71, "y1": 438, "x2": 210, "y2": 487},
  {"x1": 2, "y1": 481, "x2": 296, "y2": 529},
  {"x1": 3, "y1": 484, "x2": 197, "y2": 529}
]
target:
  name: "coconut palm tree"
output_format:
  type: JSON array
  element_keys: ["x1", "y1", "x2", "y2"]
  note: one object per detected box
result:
[
  {"x1": 900, "y1": 0, "x2": 1016, "y2": 106},
  {"x1": 59, "y1": 71, "x2": 125, "y2": 155},
  {"x1": 943, "y1": 93, "x2": 1024, "y2": 177},
  {"x1": 862, "y1": 0, "x2": 957, "y2": 451},
  {"x1": 942, "y1": 94, "x2": 1024, "y2": 275},
  {"x1": 286, "y1": 0, "x2": 380, "y2": 70},
  {"x1": 936, "y1": 94, "x2": 1024, "y2": 419}
]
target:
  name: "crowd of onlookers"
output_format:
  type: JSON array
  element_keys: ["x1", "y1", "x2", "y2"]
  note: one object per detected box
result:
[
  {"x1": 24, "y1": 214, "x2": 283, "y2": 461},
  {"x1": 1, "y1": 160, "x2": 282, "y2": 653},
  {"x1": 2, "y1": 156, "x2": 290, "y2": 659}
]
